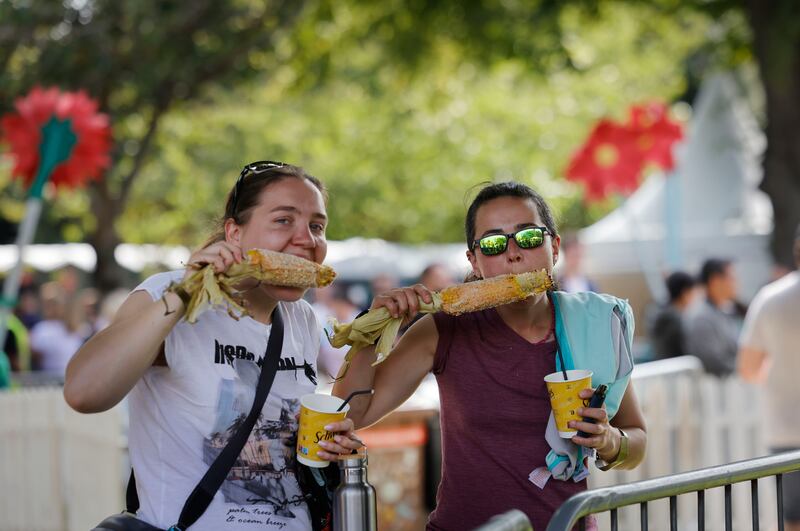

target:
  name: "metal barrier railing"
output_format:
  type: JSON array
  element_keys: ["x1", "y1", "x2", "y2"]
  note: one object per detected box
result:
[{"x1": 547, "y1": 449, "x2": 800, "y2": 531}]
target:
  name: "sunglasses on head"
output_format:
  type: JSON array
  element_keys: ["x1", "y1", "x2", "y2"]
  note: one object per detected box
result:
[
  {"x1": 473, "y1": 226, "x2": 552, "y2": 256},
  {"x1": 229, "y1": 160, "x2": 287, "y2": 216}
]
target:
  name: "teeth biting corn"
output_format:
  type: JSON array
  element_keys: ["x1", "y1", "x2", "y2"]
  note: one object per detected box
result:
[
  {"x1": 179, "y1": 248, "x2": 336, "y2": 323},
  {"x1": 329, "y1": 269, "x2": 553, "y2": 377}
]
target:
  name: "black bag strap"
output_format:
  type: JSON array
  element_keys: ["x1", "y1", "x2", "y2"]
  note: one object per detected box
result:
[{"x1": 126, "y1": 307, "x2": 285, "y2": 531}]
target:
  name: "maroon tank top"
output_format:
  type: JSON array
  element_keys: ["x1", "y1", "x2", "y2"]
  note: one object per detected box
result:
[{"x1": 427, "y1": 308, "x2": 586, "y2": 531}]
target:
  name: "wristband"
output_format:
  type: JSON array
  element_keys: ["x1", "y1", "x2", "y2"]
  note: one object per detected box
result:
[{"x1": 596, "y1": 428, "x2": 629, "y2": 471}]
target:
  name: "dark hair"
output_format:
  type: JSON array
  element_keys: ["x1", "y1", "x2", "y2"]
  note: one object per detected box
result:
[
  {"x1": 699, "y1": 258, "x2": 731, "y2": 285},
  {"x1": 204, "y1": 163, "x2": 327, "y2": 247},
  {"x1": 465, "y1": 181, "x2": 558, "y2": 250},
  {"x1": 665, "y1": 271, "x2": 696, "y2": 302}
]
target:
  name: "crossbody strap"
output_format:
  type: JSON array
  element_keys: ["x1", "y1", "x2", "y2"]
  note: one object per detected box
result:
[{"x1": 126, "y1": 307, "x2": 285, "y2": 531}]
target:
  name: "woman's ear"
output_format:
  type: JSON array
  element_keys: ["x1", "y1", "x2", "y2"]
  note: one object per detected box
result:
[
  {"x1": 224, "y1": 218, "x2": 241, "y2": 245},
  {"x1": 466, "y1": 249, "x2": 482, "y2": 280},
  {"x1": 551, "y1": 234, "x2": 561, "y2": 265}
]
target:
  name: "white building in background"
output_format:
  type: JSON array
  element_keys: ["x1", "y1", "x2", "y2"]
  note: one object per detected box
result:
[{"x1": 578, "y1": 74, "x2": 774, "y2": 321}]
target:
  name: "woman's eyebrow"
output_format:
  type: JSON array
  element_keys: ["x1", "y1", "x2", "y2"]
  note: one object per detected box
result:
[
  {"x1": 270, "y1": 205, "x2": 300, "y2": 214},
  {"x1": 269, "y1": 206, "x2": 328, "y2": 221},
  {"x1": 479, "y1": 222, "x2": 536, "y2": 237}
]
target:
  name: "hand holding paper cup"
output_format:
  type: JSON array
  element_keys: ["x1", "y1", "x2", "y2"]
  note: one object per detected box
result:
[
  {"x1": 544, "y1": 369, "x2": 593, "y2": 438},
  {"x1": 297, "y1": 393, "x2": 349, "y2": 468}
]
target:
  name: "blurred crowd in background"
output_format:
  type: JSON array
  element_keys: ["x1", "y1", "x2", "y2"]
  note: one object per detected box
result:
[
  {"x1": 4, "y1": 233, "x2": 785, "y2": 385},
  {"x1": 3, "y1": 266, "x2": 128, "y2": 377}
]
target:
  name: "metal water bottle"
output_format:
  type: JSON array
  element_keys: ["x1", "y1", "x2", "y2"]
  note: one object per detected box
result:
[{"x1": 332, "y1": 453, "x2": 377, "y2": 531}]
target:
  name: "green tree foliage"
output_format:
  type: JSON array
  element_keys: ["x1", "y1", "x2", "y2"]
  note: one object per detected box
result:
[
  {"x1": 1, "y1": 0, "x2": 307, "y2": 290},
  {"x1": 289, "y1": 0, "x2": 799, "y2": 267},
  {"x1": 121, "y1": 2, "x2": 711, "y2": 248},
  {"x1": 4, "y1": 0, "x2": 796, "y2": 286}
]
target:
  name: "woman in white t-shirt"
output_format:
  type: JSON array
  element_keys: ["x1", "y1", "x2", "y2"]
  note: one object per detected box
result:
[{"x1": 64, "y1": 162, "x2": 361, "y2": 531}]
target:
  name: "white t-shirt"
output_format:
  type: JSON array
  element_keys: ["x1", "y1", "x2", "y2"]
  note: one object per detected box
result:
[
  {"x1": 739, "y1": 271, "x2": 800, "y2": 447},
  {"x1": 128, "y1": 271, "x2": 321, "y2": 531}
]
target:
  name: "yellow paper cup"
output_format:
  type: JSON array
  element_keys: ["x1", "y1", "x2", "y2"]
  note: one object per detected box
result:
[
  {"x1": 544, "y1": 369, "x2": 593, "y2": 438},
  {"x1": 297, "y1": 393, "x2": 349, "y2": 468}
]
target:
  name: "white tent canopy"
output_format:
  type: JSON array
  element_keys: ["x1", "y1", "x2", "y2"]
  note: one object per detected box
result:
[{"x1": 579, "y1": 74, "x2": 774, "y2": 302}]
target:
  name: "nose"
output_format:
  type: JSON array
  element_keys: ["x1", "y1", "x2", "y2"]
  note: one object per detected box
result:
[
  {"x1": 292, "y1": 225, "x2": 316, "y2": 249},
  {"x1": 506, "y1": 239, "x2": 523, "y2": 263}
]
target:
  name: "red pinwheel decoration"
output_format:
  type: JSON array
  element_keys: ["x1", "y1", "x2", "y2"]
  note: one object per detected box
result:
[
  {"x1": 2, "y1": 86, "x2": 111, "y2": 191},
  {"x1": 0, "y1": 87, "x2": 112, "y2": 354},
  {"x1": 566, "y1": 101, "x2": 683, "y2": 202}
]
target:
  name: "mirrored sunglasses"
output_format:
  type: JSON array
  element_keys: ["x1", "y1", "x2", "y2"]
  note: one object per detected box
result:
[{"x1": 474, "y1": 226, "x2": 550, "y2": 256}]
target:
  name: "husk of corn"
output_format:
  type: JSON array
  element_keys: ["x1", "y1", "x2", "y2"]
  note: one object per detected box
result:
[
  {"x1": 329, "y1": 269, "x2": 553, "y2": 378},
  {"x1": 180, "y1": 249, "x2": 336, "y2": 323}
]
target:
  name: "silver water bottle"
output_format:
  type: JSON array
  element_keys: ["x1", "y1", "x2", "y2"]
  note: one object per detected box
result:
[{"x1": 333, "y1": 453, "x2": 377, "y2": 531}]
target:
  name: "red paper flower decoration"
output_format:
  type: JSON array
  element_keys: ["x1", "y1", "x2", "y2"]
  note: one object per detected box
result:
[
  {"x1": 628, "y1": 102, "x2": 683, "y2": 171},
  {"x1": 2, "y1": 86, "x2": 111, "y2": 190},
  {"x1": 565, "y1": 119, "x2": 644, "y2": 201},
  {"x1": 565, "y1": 102, "x2": 683, "y2": 202}
]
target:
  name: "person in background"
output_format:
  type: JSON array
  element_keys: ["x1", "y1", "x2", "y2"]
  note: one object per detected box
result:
[
  {"x1": 366, "y1": 272, "x2": 398, "y2": 309},
  {"x1": 684, "y1": 258, "x2": 743, "y2": 377},
  {"x1": 30, "y1": 281, "x2": 85, "y2": 376},
  {"x1": 418, "y1": 263, "x2": 456, "y2": 292},
  {"x1": 54, "y1": 265, "x2": 81, "y2": 301},
  {"x1": 3, "y1": 312, "x2": 31, "y2": 372},
  {"x1": 15, "y1": 275, "x2": 41, "y2": 330},
  {"x1": 647, "y1": 271, "x2": 698, "y2": 360},
  {"x1": 399, "y1": 263, "x2": 458, "y2": 335},
  {"x1": 312, "y1": 284, "x2": 360, "y2": 381},
  {"x1": 738, "y1": 225, "x2": 800, "y2": 531},
  {"x1": 75, "y1": 287, "x2": 109, "y2": 340},
  {"x1": 99, "y1": 288, "x2": 130, "y2": 326},
  {"x1": 556, "y1": 232, "x2": 598, "y2": 293}
]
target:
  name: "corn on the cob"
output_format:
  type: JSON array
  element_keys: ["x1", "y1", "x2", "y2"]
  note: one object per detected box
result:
[
  {"x1": 439, "y1": 270, "x2": 553, "y2": 315},
  {"x1": 242, "y1": 249, "x2": 336, "y2": 288},
  {"x1": 329, "y1": 269, "x2": 553, "y2": 378},
  {"x1": 179, "y1": 248, "x2": 336, "y2": 323}
]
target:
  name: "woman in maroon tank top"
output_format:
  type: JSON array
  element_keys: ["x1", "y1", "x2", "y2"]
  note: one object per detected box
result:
[{"x1": 331, "y1": 182, "x2": 647, "y2": 530}]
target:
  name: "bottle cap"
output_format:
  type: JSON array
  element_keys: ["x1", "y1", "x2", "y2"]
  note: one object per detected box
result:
[{"x1": 338, "y1": 450, "x2": 368, "y2": 469}]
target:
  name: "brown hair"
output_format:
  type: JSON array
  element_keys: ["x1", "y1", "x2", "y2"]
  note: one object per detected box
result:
[
  {"x1": 463, "y1": 181, "x2": 559, "y2": 283},
  {"x1": 465, "y1": 181, "x2": 558, "y2": 250},
  {"x1": 203, "y1": 163, "x2": 327, "y2": 248}
]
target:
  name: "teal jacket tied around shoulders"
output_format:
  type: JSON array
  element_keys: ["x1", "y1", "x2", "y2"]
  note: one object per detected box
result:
[{"x1": 529, "y1": 291, "x2": 635, "y2": 488}]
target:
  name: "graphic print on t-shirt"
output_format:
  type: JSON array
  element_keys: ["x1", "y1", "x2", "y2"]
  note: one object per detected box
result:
[
  {"x1": 214, "y1": 340, "x2": 318, "y2": 385},
  {"x1": 204, "y1": 356, "x2": 305, "y2": 519}
]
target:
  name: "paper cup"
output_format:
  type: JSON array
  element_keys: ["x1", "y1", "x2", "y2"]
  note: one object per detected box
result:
[
  {"x1": 544, "y1": 369, "x2": 593, "y2": 438},
  {"x1": 296, "y1": 393, "x2": 349, "y2": 468}
]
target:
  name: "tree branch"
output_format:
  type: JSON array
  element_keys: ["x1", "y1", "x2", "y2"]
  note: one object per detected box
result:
[{"x1": 118, "y1": 103, "x2": 168, "y2": 205}]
